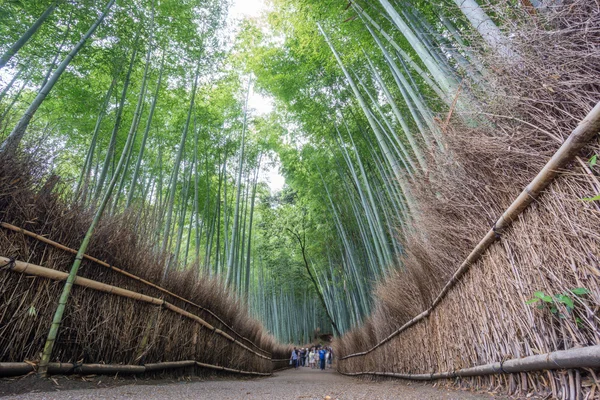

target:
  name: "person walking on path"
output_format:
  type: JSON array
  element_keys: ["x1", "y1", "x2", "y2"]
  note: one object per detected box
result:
[
  {"x1": 319, "y1": 346, "x2": 326, "y2": 370},
  {"x1": 300, "y1": 348, "x2": 306, "y2": 367},
  {"x1": 290, "y1": 347, "x2": 299, "y2": 369},
  {"x1": 309, "y1": 348, "x2": 315, "y2": 369}
]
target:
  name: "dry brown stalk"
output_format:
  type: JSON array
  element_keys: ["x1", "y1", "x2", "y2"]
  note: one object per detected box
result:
[
  {"x1": 0, "y1": 360, "x2": 273, "y2": 377},
  {"x1": 341, "y1": 100, "x2": 600, "y2": 361},
  {"x1": 0, "y1": 256, "x2": 271, "y2": 360},
  {"x1": 339, "y1": 345, "x2": 600, "y2": 379},
  {"x1": 0, "y1": 222, "x2": 271, "y2": 356}
]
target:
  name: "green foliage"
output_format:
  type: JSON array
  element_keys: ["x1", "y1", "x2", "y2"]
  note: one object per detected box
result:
[
  {"x1": 581, "y1": 194, "x2": 600, "y2": 202},
  {"x1": 526, "y1": 288, "x2": 589, "y2": 318}
]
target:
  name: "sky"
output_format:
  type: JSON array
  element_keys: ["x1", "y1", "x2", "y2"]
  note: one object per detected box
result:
[{"x1": 229, "y1": 0, "x2": 286, "y2": 193}]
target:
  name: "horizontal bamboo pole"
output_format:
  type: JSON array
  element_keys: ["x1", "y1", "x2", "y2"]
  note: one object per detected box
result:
[
  {"x1": 0, "y1": 222, "x2": 271, "y2": 357},
  {"x1": 0, "y1": 362, "x2": 34, "y2": 377},
  {"x1": 145, "y1": 360, "x2": 196, "y2": 372},
  {"x1": 341, "y1": 101, "x2": 600, "y2": 360},
  {"x1": 49, "y1": 363, "x2": 146, "y2": 375},
  {"x1": 338, "y1": 345, "x2": 600, "y2": 380},
  {"x1": 0, "y1": 360, "x2": 272, "y2": 377},
  {"x1": 195, "y1": 362, "x2": 272, "y2": 376},
  {"x1": 0, "y1": 256, "x2": 270, "y2": 360}
]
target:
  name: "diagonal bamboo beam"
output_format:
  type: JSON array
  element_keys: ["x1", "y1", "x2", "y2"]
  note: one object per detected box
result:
[
  {"x1": 340, "y1": 100, "x2": 600, "y2": 360},
  {"x1": 0, "y1": 256, "x2": 271, "y2": 360},
  {"x1": 0, "y1": 222, "x2": 270, "y2": 357}
]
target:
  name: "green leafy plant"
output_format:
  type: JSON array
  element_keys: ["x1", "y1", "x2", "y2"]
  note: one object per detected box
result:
[
  {"x1": 582, "y1": 194, "x2": 600, "y2": 202},
  {"x1": 589, "y1": 154, "x2": 597, "y2": 167},
  {"x1": 526, "y1": 288, "x2": 589, "y2": 318}
]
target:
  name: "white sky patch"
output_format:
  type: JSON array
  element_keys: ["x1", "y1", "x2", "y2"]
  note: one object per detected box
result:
[
  {"x1": 229, "y1": 0, "x2": 285, "y2": 193},
  {"x1": 248, "y1": 87, "x2": 274, "y2": 116},
  {"x1": 260, "y1": 157, "x2": 286, "y2": 192},
  {"x1": 229, "y1": 0, "x2": 268, "y2": 19}
]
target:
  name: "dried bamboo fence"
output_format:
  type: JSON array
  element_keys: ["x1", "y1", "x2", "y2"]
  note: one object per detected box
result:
[
  {"x1": 340, "y1": 101, "x2": 600, "y2": 360},
  {"x1": 0, "y1": 254, "x2": 292, "y2": 376},
  {"x1": 0, "y1": 221, "x2": 271, "y2": 358},
  {"x1": 335, "y1": 22, "x2": 600, "y2": 399},
  {"x1": 0, "y1": 256, "x2": 270, "y2": 360},
  {"x1": 0, "y1": 155, "x2": 292, "y2": 377}
]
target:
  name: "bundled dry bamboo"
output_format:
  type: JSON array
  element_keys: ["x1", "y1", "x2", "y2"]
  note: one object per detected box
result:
[
  {"x1": 0, "y1": 222, "x2": 271, "y2": 357},
  {"x1": 336, "y1": 1, "x2": 600, "y2": 398},
  {"x1": 0, "y1": 256, "x2": 271, "y2": 360},
  {"x1": 0, "y1": 153, "x2": 292, "y2": 376}
]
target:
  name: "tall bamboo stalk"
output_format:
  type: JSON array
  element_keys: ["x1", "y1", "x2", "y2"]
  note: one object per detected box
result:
[{"x1": 0, "y1": 0, "x2": 116, "y2": 154}]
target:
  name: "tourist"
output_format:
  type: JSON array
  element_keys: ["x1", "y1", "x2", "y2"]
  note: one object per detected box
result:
[
  {"x1": 319, "y1": 346, "x2": 326, "y2": 370},
  {"x1": 308, "y1": 347, "x2": 315, "y2": 369},
  {"x1": 290, "y1": 347, "x2": 299, "y2": 369},
  {"x1": 327, "y1": 347, "x2": 333, "y2": 369},
  {"x1": 300, "y1": 348, "x2": 306, "y2": 367}
]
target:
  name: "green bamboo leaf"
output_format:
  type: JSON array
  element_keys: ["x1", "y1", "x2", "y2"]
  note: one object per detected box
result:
[
  {"x1": 581, "y1": 194, "x2": 600, "y2": 202},
  {"x1": 571, "y1": 287, "x2": 590, "y2": 295},
  {"x1": 589, "y1": 154, "x2": 597, "y2": 167},
  {"x1": 556, "y1": 294, "x2": 574, "y2": 309},
  {"x1": 27, "y1": 305, "x2": 37, "y2": 317}
]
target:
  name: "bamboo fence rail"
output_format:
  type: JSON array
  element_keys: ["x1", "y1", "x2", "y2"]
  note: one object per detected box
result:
[
  {"x1": 0, "y1": 222, "x2": 271, "y2": 357},
  {"x1": 338, "y1": 345, "x2": 600, "y2": 380},
  {"x1": 0, "y1": 256, "x2": 270, "y2": 360},
  {"x1": 340, "y1": 100, "x2": 600, "y2": 361},
  {"x1": 0, "y1": 360, "x2": 273, "y2": 378}
]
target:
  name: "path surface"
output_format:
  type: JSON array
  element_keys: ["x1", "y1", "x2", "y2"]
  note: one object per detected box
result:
[{"x1": 2, "y1": 366, "x2": 504, "y2": 399}]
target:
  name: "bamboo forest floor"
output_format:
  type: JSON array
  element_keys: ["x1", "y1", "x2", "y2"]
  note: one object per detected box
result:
[{"x1": 0, "y1": 366, "x2": 511, "y2": 399}]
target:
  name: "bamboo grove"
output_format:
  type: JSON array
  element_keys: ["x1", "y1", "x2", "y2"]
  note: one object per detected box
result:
[
  {"x1": 0, "y1": 0, "x2": 337, "y2": 345},
  {"x1": 1, "y1": 0, "x2": 600, "y2": 394}
]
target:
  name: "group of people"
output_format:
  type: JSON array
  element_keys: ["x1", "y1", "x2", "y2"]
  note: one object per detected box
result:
[{"x1": 290, "y1": 346, "x2": 333, "y2": 370}]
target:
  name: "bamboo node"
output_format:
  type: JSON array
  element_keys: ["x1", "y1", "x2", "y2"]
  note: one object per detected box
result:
[
  {"x1": 492, "y1": 223, "x2": 502, "y2": 239},
  {"x1": 0, "y1": 257, "x2": 15, "y2": 271},
  {"x1": 499, "y1": 360, "x2": 507, "y2": 374}
]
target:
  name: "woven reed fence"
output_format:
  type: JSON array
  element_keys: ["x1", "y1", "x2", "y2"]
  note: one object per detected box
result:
[
  {"x1": 336, "y1": 3, "x2": 600, "y2": 398},
  {"x1": 337, "y1": 115, "x2": 600, "y2": 397},
  {"x1": 0, "y1": 155, "x2": 292, "y2": 377}
]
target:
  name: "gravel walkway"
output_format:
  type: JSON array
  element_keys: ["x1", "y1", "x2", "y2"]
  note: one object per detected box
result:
[{"x1": 2, "y1": 367, "x2": 505, "y2": 399}]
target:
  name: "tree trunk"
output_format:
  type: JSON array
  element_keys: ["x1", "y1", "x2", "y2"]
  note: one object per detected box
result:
[
  {"x1": 0, "y1": 1, "x2": 60, "y2": 69},
  {"x1": 0, "y1": 0, "x2": 116, "y2": 154},
  {"x1": 94, "y1": 31, "x2": 140, "y2": 203},
  {"x1": 161, "y1": 62, "x2": 201, "y2": 273}
]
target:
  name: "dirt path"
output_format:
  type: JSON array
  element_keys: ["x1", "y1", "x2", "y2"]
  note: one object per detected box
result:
[{"x1": 2, "y1": 367, "x2": 505, "y2": 399}]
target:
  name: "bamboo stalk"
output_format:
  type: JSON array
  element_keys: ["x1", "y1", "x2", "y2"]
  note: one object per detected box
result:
[
  {"x1": 339, "y1": 345, "x2": 600, "y2": 380},
  {"x1": 0, "y1": 256, "x2": 270, "y2": 360},
  {"x1": 49, "y1": 363, "x2": 146, "y2": 375},
  {"x1": 0, "y1": 222, "x2": 270, "y2": 356},
  {"x1": 341, "y1": 100, "x2": 600, "y2": 360},
  {"x1": 0, "y1": 360, "x2": 272, "y2": 377},
  {"x1": 0, "y1": 363, "x2": 34, "y2": 377},
  {"x1": 144, "y1": 360, "x2": 196, "y2": 372},
  {"x1": 196, "y1": 362, "x2": 271, "y2": 376}
]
